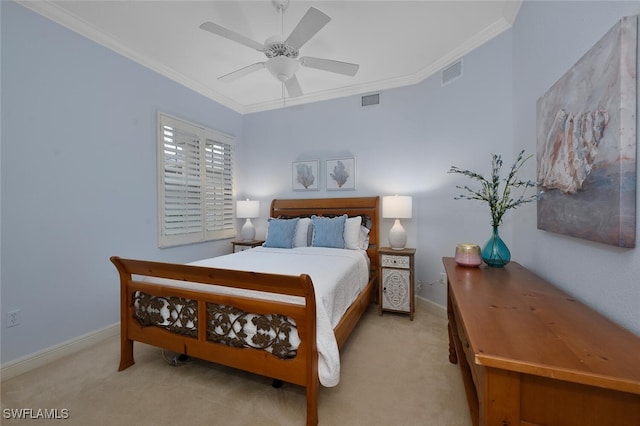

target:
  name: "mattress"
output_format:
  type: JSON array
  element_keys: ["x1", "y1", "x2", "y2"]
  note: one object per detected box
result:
[{"x1": 138, "y1": 246, "x2": 370, "y2": 387}]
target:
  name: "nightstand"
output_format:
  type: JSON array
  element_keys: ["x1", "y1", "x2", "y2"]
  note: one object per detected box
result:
[
  {"x1": 231, "y1": 239, "x2": 264, "y2": 252},
  {"x1": 379, "y1": 247, "x2": 416, "y2": 320}
]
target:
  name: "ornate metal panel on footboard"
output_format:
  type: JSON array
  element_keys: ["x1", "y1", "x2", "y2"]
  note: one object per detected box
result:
[{"x1": 111, "y1": 257, "x2": 320, "y2": 424}]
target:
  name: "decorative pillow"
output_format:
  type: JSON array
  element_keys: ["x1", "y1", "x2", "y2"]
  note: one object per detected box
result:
[
  {"x1": 359, "y1": 225, "x2": 371, "y2": 250},
  {"x1": 294, "y1": 217, "x2": 312, "y2": 247},
  {"x1": 343, "y1": 216, "x2": 362, "y2": 250},
  {"x1": 264, "y1": 218, "x2": 299, "y2": 248},
  {"x1": 311, "y1": 214, "x2": 347, "y2": 248}
]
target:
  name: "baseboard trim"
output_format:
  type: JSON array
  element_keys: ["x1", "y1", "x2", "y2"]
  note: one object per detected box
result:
[
  {"x1": 416, "y1": 296, "x2": 447, "y2": 320},
  {"x1": 1, "y1": 323, "x2": 119, "y2": 382},
  {"x1": 1, "y1": 299, "x2": 444, "y2": 381}
]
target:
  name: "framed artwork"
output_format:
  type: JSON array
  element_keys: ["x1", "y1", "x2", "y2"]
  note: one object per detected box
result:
[
  {"x1": 326, "y1": 158, "x2": 356, "y2": 191},
  {"x1": 536, "y1": 16, "x2": 637, "y2": 248},
  {"x1": 292, "y1": 160, "x2": 319, "y2": 191}
]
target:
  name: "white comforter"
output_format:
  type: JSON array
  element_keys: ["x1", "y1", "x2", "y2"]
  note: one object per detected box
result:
[{"x1": 169, "y1": 246, "x2": 370, "y2": 387}]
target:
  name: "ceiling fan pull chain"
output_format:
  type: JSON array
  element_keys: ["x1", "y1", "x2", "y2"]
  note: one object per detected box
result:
[{"x1": 282, "y1": 82, "x2": 286, "y2": 106}]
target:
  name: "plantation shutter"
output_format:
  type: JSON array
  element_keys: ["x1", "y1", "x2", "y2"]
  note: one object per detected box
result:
[
  {"x1": 204, "y1": 136, "x2": 234, "y2": 237},
  {"x1": 158, "y1": 113, "x2": 235, "y2": 247}
]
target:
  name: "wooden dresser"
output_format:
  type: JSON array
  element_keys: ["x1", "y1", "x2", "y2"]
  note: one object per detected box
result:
[{"x1": 443, "y1": 257, "x2": 640, "y2": 426}]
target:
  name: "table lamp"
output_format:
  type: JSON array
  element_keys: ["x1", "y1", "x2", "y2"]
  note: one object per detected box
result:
[
  {"x1": 382, "y1": 195, "x2": 412, "y2": 250},
  {"x1": 236, "y1": 199, "x2": 260, "y2": 241}
]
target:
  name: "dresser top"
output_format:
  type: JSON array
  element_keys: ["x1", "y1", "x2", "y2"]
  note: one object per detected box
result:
[{"x1": 443, "y1": 257, "x2": 640, "y2": 395}]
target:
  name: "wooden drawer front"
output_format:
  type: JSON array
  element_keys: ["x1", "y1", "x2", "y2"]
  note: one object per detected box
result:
[
  {"x1": 382, "y1": 269, "x2": 411, "y2": 312},
  {"x1": 381, "y1": 254, "x2": 410, "y2": 269},
  {"x1": 453, "y1": 300, "x2": 480, "y2": 389}
]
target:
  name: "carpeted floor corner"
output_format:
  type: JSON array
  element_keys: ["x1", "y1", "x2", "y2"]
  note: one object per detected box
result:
[{"x1": 1, "y1": 302, "x2": 471, "y2": 425}]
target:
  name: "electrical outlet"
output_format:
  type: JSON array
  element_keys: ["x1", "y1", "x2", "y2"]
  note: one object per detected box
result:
[
  {"x1": 439, "y1": 273, "x2": 447, "y2": 285},
  {"x1": 7, "y1": 309, "x2": 20, "y2": 327}
]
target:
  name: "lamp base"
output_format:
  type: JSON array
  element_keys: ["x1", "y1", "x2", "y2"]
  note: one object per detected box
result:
[
  {"x1": 240, "y1": 219, "x2": 255, "y2": 241},
  {"x1": 388, "y1": 219, "x2": 407, "y2": 250}
]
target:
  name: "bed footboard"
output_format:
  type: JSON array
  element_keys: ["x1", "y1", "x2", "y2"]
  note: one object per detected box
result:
[{"x1": 110, "y1": 256, "x2": 319, "y2": 425}]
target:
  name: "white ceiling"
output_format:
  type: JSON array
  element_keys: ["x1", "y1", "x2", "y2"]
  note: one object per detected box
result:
[{"x1": 20, "y1": 1, "x2": 522, "y2": 114}]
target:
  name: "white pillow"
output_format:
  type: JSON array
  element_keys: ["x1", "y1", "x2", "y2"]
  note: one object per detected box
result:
[
  {"x1": 343, "y1": 216, "x2": 362, "y2": 250},
  {"x1": 294, "y1": 217, "x2": 312, "y2": 247},
  {"x1": 359, "y1": 225, "x2": 371, "y2": 250}
]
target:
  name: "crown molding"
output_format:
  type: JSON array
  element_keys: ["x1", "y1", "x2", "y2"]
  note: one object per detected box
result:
[
  {"x1": 17, "y1": 1, "x2": 246, "y2": 113},
  {"x1": 244, "y1": 16, "x2": 514, "y2": 114},
  {"x1": 17, "y1": 1, "x2": 517, "y2": 115}
]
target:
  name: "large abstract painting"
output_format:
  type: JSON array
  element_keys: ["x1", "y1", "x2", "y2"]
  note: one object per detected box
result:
[{"x1": 536, "y1": 16, "x2": 637, "y2": 248}]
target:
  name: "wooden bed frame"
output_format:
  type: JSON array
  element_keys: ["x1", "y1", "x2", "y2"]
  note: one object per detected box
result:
[{"x1": 110, "y1": 196, "x2": 380, "y2": 425}]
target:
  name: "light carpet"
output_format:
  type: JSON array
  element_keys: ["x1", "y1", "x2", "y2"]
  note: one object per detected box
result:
[{"x1": 1, "y1": 302, "x2": 471, "y2": 425}]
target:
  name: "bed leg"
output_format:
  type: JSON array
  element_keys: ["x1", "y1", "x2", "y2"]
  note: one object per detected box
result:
[
  {"x1": 306, "y1": 382, "x2": 319, "y2": 426},
  {"x1": 118, "y1": 337, "x2": 135, "y2": 371}
]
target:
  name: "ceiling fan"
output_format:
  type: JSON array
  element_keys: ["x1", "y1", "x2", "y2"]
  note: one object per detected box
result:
[{"x1": 200, "y1": 0, "x2": 359, "y2": 98}]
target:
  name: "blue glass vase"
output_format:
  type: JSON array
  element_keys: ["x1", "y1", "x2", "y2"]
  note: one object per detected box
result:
[{"x1": 481, "y1": 226, "x2": 511, "y2": 267}]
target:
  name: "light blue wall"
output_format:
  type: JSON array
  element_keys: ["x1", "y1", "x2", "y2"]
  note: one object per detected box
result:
[
  {"x1": 511, "y1": 1, "x2": 640, "y2": 335},
  {"x1": 242, "y1": 1, "x2": 640, "y2": 336},
  {"x1": 0, "y1": 2, "x2": 242, "y2": 363},
  {"x1": 2, "y1": 0, "x2": 639, "y2": 366},
  {"x1": 241, "y1": 30, "x2": 514, "y2": 308}
]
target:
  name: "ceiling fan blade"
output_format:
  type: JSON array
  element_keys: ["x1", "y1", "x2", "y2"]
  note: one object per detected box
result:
[
  {"x1": 285, "y1": 7, "x2": 331, "y2": 50},
  {"x1": 200, "y1": 21, "x2": 264, "y2": 52},
  {"x1": 300, "y1": 56, "x2": 359, "y2": 76},
  {"x1": 218, "y1": 62, "x2": 265, "y2": 82},
  {"x1": 284, "y1": 75, "x2": 303, "y2": 98}
]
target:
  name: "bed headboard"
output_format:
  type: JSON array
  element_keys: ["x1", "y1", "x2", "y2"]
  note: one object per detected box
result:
[{"x1": 270, "y1": 196, "x2": 380, "y2": 273}]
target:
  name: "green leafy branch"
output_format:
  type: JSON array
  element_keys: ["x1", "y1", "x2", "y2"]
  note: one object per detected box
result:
[{"x1": 448, "y1": 150, "x2": 538, "y2": 227}]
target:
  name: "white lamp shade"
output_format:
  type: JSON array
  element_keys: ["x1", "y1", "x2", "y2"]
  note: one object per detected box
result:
[
  {"x1": 236, "y1": 199, "x2": 259, "y2": 219},
  {"x1": 382, "y1": 195, "x2": 412, "y2": 219}
]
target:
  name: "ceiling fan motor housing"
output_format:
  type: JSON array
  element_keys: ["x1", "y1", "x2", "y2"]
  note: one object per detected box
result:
[{"x1": 264, "y1": 35, "x2": 299, "y2": 59}]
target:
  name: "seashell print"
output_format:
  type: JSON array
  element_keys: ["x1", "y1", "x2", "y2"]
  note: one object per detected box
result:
[{"x1": 538, "y1": 109, "x2": 608, "y2": 194}]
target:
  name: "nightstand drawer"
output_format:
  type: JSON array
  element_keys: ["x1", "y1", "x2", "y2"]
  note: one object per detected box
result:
[
  {"x1": 231, "y1": 240, "x2": 265, "y2": 253},
  {"x1": 381, "y1": 254, "x2": 410, "y2": 269}
]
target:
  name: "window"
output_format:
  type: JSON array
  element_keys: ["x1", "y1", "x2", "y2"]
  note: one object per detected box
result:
[{"x1": 157, "y1": 112, "x2": 235, "y2": 247}]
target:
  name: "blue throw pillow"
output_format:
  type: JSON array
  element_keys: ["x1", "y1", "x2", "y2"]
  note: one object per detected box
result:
[
  {"x1": 311, "y1": 215, "x2": 347, "y2": 248},
  {"x1": 264, "y1": 218, "x2": 299, "y2": 248}
]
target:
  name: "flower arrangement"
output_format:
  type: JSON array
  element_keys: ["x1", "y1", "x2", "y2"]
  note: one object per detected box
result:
[{"x1": 448, "y1": 149, "x2": 538, "y2": 227}]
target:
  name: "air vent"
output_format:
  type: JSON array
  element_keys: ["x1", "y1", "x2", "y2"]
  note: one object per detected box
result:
[
  {"x1": 442, "y1": 60, "x2": 463, "y2": 86},
  {"x1": 361, "y1": 93, "x2": 380, "y2": 107}
]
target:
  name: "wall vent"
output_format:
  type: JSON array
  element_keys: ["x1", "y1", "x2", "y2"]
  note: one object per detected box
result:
[
  {"x1": 441, "y1": 60, "x2": 463, "y2": 86},
  {"x1": 361, "y1": 93, "x2": 380, "y2": 107}
]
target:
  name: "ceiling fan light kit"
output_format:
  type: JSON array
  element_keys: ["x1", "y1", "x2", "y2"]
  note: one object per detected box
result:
[
  {"x1": 265, "y1": 56, "x2": 300, "y2": 82},
  {"x1": 199, "y1": 0, "x2": 359, "y2": 98}
]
